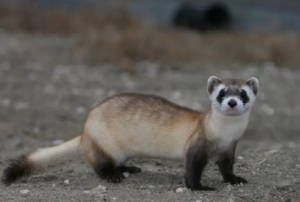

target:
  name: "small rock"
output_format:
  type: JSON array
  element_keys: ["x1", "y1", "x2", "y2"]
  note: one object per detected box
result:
[
  {"x1": 52, "y1": 139, "x2": 65, "y2": 146},
  {"x1": 20, "y1": 189, "x2": 30, "y2": 194},
  {"x1": 84, "y1": 190, "x2": 90, "y2": 194},
  {"x1": 175, "y1": 187, "x2": 184, "y2": 193},
  {"x1": 64, "y1": 179, "x2": 69, "y2": 184},
  {"x1": 92, "y1": 185, "x2": 106, "y2": 192},
  {"x1": 237, "y1": 156, "x2": 244, "y2": 160},
  {"x1": 149, "y1": 185, "x2": 154, "y2": 189},
  {"x1": 296, "y1": 164, "x2": 300, "y2": 169},
  {"x1": 112, "y1": 197, "x2": 117, "y2": 200},
  {"x1": 196, "y1": 200, "x2": 202, "y2": 202},
  {"x1": 123, "y1": 172, "x2": 130, "y2": 178}
]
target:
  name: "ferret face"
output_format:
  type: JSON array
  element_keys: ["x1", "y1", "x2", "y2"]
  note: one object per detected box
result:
[{"x1": 207, "y1": 76, "x2": 259, "y2": 116}]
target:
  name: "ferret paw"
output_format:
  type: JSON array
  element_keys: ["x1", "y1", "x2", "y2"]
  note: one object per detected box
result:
[
  {"x1": 226, "y1": 175, "x2": 247, "y2": 185},
  {"x1": 117, "y1": 166, "x2": 142, "y2": 174},
  {"x1": 106, "y1": 172, "x2": 125, "y2": 183}
]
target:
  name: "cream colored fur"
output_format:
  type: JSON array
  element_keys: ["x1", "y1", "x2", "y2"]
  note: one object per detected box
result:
[
  {"x1": 28, "y1": 136, "x2": 80, "y2": 167},
  {"x1": 205, "y1": 109, "x2": 250, "y2": 150},
  {"x1": 85, "y1": 102, "x2": 201, "y2": 164}
]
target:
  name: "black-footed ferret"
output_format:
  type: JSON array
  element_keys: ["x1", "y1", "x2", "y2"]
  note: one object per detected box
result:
[{"x1": 2, "y1": 76, "x2": 259, "y2": 191}]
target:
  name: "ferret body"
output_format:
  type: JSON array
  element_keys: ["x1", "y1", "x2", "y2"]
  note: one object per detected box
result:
[{"x1": 2, "y1": 76, "x2": 259, "y2": 191}]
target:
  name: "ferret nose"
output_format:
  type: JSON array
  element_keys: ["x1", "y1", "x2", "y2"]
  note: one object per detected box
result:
[{"x1": 228, "y1": 99, "x2": 237, "y2": 108}]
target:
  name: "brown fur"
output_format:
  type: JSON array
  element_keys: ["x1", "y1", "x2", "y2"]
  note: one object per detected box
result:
[{"x1": 221, "y1": 79, "x2": 246, "y2": 87}]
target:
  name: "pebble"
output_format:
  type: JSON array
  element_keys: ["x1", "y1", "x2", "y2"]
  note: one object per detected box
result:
[
  {"x1": 123, "y1": 172, "x2": 130, "y2": 178},
  {"x1": 196, "y1": 200, "x2": 202, "y2": 202},
  {"x1": 237, "y1": 156, "x2": 244, "y2": 160},
  {"x1": 93, "y1": 185, "x2": 107, "y2": 192},
  {"x1": 20, "y1": 190, "x2": 30, "y2": 194},
  {"x1": 64, "y1": 179, "x2": 70, "y2": 184},
  {"x1": 175, "y1": 187, "x2": 184, "y2": 193}
]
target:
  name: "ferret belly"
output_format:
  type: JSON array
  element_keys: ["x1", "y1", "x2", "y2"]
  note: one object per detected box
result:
[{"x1": 111, "y1": 122, "x2": 191, "y2": 160}]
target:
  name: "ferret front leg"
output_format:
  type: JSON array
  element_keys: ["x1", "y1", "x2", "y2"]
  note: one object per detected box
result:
[
  {"x1": 216, "y1": 141, "x2": 247, "y2": 185},
  {"x1": 184, "y1": 139, "x2": 215, "y2": 191}
]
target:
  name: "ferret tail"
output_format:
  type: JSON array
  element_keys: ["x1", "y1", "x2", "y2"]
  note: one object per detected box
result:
[{"x1": 2, "y1": 135, "x2": 81, "y2": 186}]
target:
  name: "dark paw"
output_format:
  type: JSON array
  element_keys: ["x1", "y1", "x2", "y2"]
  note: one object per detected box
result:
[
  {"x1": 226, "y1": 175, "x2": 247, "y2": 185},
  {"x1": 106, "y1": 172, "x2": 125, "y2": 183},
  {"x1": 117, "y1": 166, "x2": 142, "y2": 174}
]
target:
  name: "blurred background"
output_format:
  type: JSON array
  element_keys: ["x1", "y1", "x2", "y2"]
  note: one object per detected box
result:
[
  {"x1": 0, "y1": 0, "x2": 300, "y2": 68},
  {"x1": 1, "y1": 0, "x2": 300, "y2": 201}
]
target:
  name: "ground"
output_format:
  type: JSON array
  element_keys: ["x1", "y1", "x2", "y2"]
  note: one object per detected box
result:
[{"x1": 0, "y1": 32, "x2": 299, "y2": 202}]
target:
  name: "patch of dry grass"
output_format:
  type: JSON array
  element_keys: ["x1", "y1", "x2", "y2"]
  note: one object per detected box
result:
[{"x1": 0, "y1": 2, "x2": 299, "y2": 69}]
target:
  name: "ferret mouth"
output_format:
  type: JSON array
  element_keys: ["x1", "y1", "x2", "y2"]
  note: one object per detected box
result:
[{"x1": 223, "y1": 108, "x2": 243, "y2": 116}]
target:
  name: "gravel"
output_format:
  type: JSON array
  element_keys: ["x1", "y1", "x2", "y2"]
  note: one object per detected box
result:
[{"x1": 0, "y1": 31, "x2": 299, "y2": 202}]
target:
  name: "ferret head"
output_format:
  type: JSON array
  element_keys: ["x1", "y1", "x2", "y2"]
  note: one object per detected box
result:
[{"x1": 207, "y1": 76, "x2": 259, "y2": 116}]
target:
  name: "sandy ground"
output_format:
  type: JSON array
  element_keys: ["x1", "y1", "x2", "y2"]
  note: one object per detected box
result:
[{"x1": 0, "y1": 32, "x2": 300, "y2": 202}]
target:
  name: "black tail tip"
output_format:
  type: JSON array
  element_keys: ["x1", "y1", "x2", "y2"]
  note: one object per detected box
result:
[{"x1": 2, "y1": 155, "x2": 34, "y2": 186}]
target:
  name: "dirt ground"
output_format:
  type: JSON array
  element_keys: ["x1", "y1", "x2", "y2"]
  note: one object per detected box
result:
[{"x1": 0, "y1": 31, "x2": 300, "y2": 202}]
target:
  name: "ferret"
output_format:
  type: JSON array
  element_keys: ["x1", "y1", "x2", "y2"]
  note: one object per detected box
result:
[{"x1": 2, "y1": 76, "x2": 259, "y2": 191}]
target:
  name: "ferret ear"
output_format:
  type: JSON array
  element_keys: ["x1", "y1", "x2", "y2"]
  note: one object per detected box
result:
[
  {"x1": 207, "y1": 76, "x2": 222, "y2": 94},
  {"x1": 246, "y1": 77, "x2": 259, "y2": 95}
]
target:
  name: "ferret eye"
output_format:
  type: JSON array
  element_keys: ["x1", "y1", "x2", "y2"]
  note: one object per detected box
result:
[
  {"x1": 219, "y1": 89, "x2": 225, "y2": 98},
  {"x1": 240, "y1": 90, "x2": 247, "y2": 98}
]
